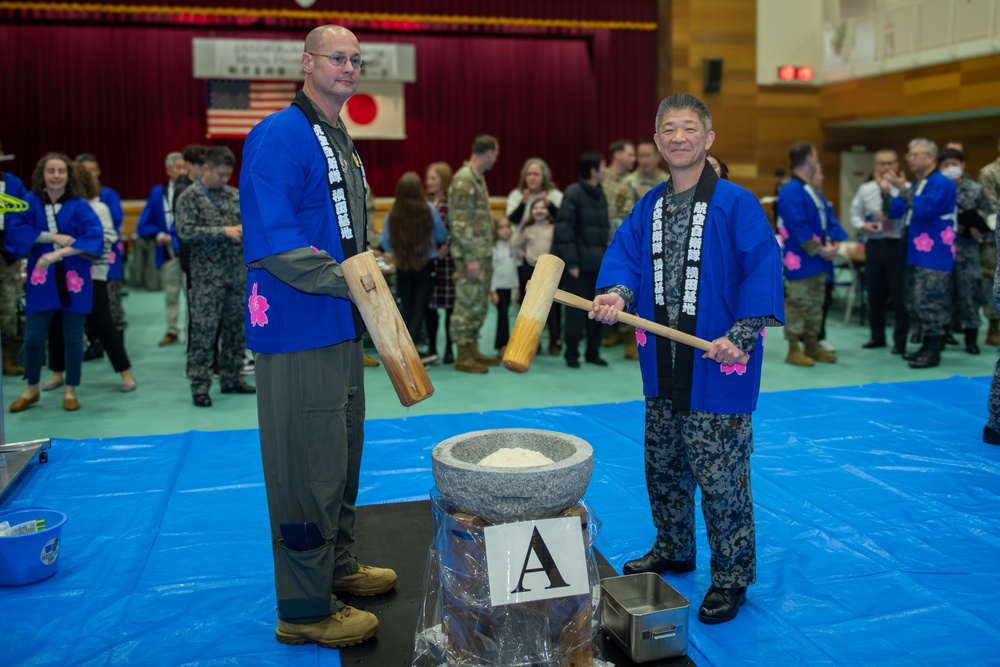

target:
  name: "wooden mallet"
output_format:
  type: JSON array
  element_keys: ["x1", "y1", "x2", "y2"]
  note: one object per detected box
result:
[
  {"x1": 502, "y1": 254, "x2": 748, "y2": 373},
  {"x1": 341, "y1": 252, "x2": 434, "y2": 406}
]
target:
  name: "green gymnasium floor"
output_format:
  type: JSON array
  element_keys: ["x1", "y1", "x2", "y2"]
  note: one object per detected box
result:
[{"x1": 2, "y1": 287, "x2": 996, "y2": 444}]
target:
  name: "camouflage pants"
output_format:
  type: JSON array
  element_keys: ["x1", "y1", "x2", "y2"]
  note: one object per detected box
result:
[
  {"x1": 187, "y1": 275, "x2": 246, "y2": 395},
  {"x1": 912, "y1": 266, "x2": 952, "y2": 336},
  {"x1": 449, "y1": 255, "x2": 493, "y2": 346},
  {"x1": 905, "y1": 264, "x2": 918, "y2": 333},
  {"x1": 988, "y1": 356, "x2": 1000, "y2": 432},
  {"x1": 783, "y1": 273, "x2": 826, "y2": 339},
  {"x1": 982, "y1": 232, "x2": 997, "y2": 322},
  {"x1": 0, "y1": 260, "x2": 22, "y2": 345},
  {"x1": 953, "y1": 237, "x2": 984, "y2": 330},
  {"x1": 644, "y1": 397, "x2": 756, "y2": 588}
]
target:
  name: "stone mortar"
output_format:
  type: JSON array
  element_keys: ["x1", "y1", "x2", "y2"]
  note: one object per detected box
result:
[{"x1": 432, "y1": 428, "x2": 594, "y2": 524}]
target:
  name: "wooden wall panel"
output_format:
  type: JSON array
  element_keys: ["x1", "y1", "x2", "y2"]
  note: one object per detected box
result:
[
  {"x1": 820, "y1": 54, "x2": 1000, "y2": 124},
  {"x1": 659, "y1": 0, "x2": 759, "y2": 185},
  {"x1": 653, "y1": 5, "x2": 1000, "y2": 214}
]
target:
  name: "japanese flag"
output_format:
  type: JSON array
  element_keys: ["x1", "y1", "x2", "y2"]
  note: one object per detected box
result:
[{"x1": 343, "y1": 81, "x2": 406, "y2": 140}]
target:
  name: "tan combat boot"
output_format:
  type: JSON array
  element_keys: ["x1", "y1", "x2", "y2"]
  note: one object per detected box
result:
[
  {"x1": 2, "y1": 348, "x2": 23, "y2": 376},
  {"x1": 332, "y1": 564, "x2": 397, "y2": 596},
  {"x1": 470, "y1": 343, "x2": 501, "y2": 366},
  {"x1": 624, "y1": 331, "x2": 639, "y2": 360},
  {"x1": 455, "y1": 344, "x2": 488, "y2": 373},
  {"x1": 804, "y1": 336, "x2": 837, "y2": 363},
  {"x1": 363, "y1": 353, "x2": 380, "y2": 368},
  {"x1": 275, "y1": 606, "x2": 379, "y2": 647},
  {"x1": 987, "y1": 319, "x2": 1000, "y2": 346},
  {"x1": 602, "y1": 326, "x2": 622, "y2": 347},
  {"x1": 785, "y1": 339, "x2": 815, "y2": 367}
]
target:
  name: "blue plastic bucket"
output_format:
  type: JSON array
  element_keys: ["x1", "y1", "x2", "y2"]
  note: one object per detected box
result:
[{"x1": 0, "y1": 507, "x2": 67, "y2": 586}]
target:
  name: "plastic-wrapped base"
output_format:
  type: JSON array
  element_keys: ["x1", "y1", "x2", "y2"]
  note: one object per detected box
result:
[{"x1": 412, "y1": 488, "x2": 612, "y2": 667}]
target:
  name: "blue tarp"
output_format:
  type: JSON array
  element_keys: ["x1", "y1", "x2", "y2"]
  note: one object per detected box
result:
[{"x1": 2, "y1": 377, "x2": 999, "y2": 666}]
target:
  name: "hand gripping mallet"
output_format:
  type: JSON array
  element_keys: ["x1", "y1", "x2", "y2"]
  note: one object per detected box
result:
[
  {"x1": 502, "y1": 254, "x2": 748, "y2": 373},
  {"x1": 341, "y1": 252, "x2": 434, "y2": 406}
]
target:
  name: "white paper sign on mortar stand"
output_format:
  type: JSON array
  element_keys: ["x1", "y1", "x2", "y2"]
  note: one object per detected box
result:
[{"x1": 484, "y1": 516, "x2": 589, "y2": 607}]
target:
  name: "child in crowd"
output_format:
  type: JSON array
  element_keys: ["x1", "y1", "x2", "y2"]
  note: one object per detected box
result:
[
  {"x1": 491, "y1": 216, "x2": 518, "y2": 357},
  {"x1": 514, "y1": 198, "x2": 561, "y2": 355}
]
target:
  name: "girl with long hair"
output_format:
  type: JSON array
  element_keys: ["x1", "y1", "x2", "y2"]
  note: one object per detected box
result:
[
  {"x1": 514, "y1": 198, "x2": 561, "y2": 355},
  {"x1": 381, "y1": 171, "x2": 447, "y2": 362}
]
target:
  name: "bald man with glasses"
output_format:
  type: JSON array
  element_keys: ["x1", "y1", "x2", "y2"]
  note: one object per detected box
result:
[{"x1": 240, "y1": 25, "x2": 395, "y2": 649}]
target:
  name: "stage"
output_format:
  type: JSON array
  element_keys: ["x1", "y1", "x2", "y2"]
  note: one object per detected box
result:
[{"x1": 2, "y1": 377, "x2": 999, "y2": 666}]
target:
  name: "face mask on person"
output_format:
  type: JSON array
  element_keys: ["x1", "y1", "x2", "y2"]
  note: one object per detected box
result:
[{"x1": 940, "y1": 166, "x2": 963, "y2": 181}]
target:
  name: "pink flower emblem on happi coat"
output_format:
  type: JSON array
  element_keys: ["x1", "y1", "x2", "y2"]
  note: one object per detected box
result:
[
  {"x1": 812, "y1": 234, "x2": 822, "y2": 244},
  {"x1": 913, "y1": 232, "x2": 934, "y2": 253},
  {"x1": 65, "y1": 270, "x2": 84, "y2": 294},
  {"x1": 108, "y1": 249, "x2": 117, "y2": 265},
  {"x1": 30, "y1": 266, "x2": 47, "y2": 285},
  {"x1": 721, "y1": 359, "x2": 747, "y2": 376},
  {"x1": 248, "y1": 282, "x2": 270, "y2": 327},
  {"x1": 940, "y1": 226, "x2": 956, "y2": 246},
  {"x1": 635, "y1": 328, "x2": 648, "y2": 346},
  {"x1": 721, "y1": 327, "x2": 765, "y2": 376},
  {"x1": 310, "y1": 246, "x2": 320, "y2": 253},
  {"x1": 778, "y1": 225, "x2": 789, "y2": 240},
  {"x1": 784, "y1": 251, "x2": 802, "y2": 271}
]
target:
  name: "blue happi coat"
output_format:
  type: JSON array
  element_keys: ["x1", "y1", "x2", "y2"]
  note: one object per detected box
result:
[
  {"x1": 597, "y1": 180, "x2": 784, "y2": 413},
  {"x1": 777, "y1": 177, "x2": 849, "y2": 281},
  {"x1": 240, "y1": 104, "x2": 362, "y2": 354},
  {"x1": 135, "y1": 183, "x2": 180, "y2": 269},
  {"x1": 888, "y1": 170, "x2": 957, "y2": 272},
  {"x1": 5, "y1": 193, "x2": 104, "y2": 314},
  {"x1": 100, "y1": 186, "x2": 125, "y2": 280}
]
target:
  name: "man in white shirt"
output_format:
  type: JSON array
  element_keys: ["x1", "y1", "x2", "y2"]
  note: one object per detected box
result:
[{"x1": 849, "y1": 149, "x2": 909, "y2": 353}]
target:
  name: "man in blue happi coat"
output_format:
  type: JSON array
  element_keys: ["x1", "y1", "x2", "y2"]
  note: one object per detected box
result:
[{"x1": 591, "y1": 93, "x2": 784, "y2": 624}]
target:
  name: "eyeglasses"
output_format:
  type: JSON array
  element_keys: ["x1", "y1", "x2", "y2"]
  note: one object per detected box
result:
[
  {"x1": 308, "y1": 53, "x2": 364, "y2": 70},
  {"x1": 906, "y1": 151, "x2": 931, "y2": 159},
  {"x1": 875, "y1": 160, "x2": 898, "y2": 166}
]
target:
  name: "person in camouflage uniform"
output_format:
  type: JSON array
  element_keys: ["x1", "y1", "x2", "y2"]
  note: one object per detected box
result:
[
  {"x1": 977, "y1": 138, "x2": 1000, "y2": 345},
  {"x1": 983, "y1": 199, "x2": 1000, "y2": 445},
  {"x1": 448, "y1": 135, "x2": 500, "y2": 373},
  {"x1": 0, "y1": 144, "x2": 27, "y2": 376},
  {"x1": 602, "y1": 139, "x2": 636, "y2": 231},
  {"x1": 608, "y1": 139, "x2": 660, "y2": 359},
  {"x1": 592, "y1": 94, "x2": 784, "y2": 625},
  {"x1": 175, "y1": 146, "x2": 253, "y2": 406},
  {"x1": 777, "y1": 142, "x2": 847, "y2": 366},
  {"x1": 939, "y1": 149, "x2": 992, "y2": 354},
  {"x1": 600, "y1": 140, "x2": 638, "y2": 356},
  {"x1": 611, "y1": 137, "x2": 668, "y2": 222}
]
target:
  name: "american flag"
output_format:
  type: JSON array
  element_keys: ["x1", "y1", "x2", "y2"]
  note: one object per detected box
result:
[{"x1": 205, "y1": 80, "x2": 299, "y2": 138}]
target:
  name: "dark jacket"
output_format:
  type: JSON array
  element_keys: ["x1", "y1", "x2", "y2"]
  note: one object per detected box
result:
[{"x1": 552, "y1": 179, "x2": 609, "y2": 273}]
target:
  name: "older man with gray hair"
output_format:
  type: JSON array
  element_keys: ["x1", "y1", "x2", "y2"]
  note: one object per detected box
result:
[
  {"x1": 135, "y1": 151, "x2": 187, "y2": 345},
  {"x1": 884, "y1": 138, "x2": 958, "y2": 368}
]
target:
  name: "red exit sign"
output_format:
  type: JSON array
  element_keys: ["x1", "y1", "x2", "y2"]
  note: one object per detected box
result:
[{"x1": 778, "y1": 65, "x2": 813, "y2": 82}]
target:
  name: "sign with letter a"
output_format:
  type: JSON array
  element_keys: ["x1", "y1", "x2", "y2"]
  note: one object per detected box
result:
[{"x1": 483, "y1": 516, "x2": 590, "y2": 607}]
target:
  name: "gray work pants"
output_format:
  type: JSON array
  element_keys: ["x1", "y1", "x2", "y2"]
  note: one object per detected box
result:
[{"x1": 256, "y1": 339, "x2": 365, "y2": 623}]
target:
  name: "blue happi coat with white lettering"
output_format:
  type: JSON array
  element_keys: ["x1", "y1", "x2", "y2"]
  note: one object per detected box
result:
[{"x1": 597, "y1": 180, "x2": 784, "y2": 413}]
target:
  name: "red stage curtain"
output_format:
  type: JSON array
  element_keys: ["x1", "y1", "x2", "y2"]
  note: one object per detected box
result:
[
  {"x1": 0, "y1": 23, "x2": 656, "y2": 200},
  {"x1": 1, "y1": 0, "x2": 657, "y2": 29}
]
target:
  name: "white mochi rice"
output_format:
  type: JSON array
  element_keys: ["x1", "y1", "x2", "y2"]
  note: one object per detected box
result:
[{"x1": 478, "y1": 446, "x2": 555, "y2": 467}]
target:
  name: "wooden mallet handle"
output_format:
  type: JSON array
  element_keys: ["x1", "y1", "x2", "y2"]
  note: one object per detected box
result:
[{"x1": 554, "y1": 290, "x2": 749, "y2": 365}]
